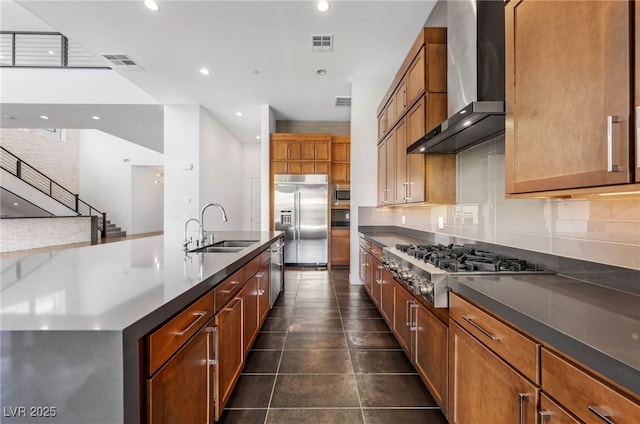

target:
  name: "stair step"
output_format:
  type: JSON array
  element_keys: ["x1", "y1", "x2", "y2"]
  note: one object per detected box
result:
[
  {"x1": 106, "y1": 226, "x2": 122, "y2": 233},
  {"x1": 105, "y1": 230, "x2": 126, "y2": 238}
]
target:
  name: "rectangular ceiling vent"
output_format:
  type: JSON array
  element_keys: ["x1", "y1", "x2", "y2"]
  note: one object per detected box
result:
[
  {"x1": 311, "y1": 34, "x2": 333, "y2": 52},
  {"x1": 100, "y1": 53, "x2": 144, "y2": 70},
  {"x1": 335, "y1": 96, "x2": 351, "y2": 107}
]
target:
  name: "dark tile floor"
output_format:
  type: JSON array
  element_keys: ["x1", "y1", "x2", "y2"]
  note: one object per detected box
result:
[{"x1": 219, "y1": 269, "x2": 448, "y2": 424}]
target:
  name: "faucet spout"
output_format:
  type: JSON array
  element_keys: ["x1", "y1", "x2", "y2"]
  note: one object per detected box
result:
[
  {"x1": 199, "y1": 203, "x2": 228, "y2": 244},
  {"x1": 183, "y1": 218, "x2": 200, "y2": 250}
]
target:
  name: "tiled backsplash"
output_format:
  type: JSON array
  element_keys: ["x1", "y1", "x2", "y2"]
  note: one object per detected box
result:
[{"x1": 361, "y1": 135, "x2": 640, "y2": 271}]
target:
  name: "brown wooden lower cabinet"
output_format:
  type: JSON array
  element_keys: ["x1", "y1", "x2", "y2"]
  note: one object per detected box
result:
[
  {"x1": 379, "y1": 268, "x2": 394, "y2": 325},
  {"x1": 330, "y1": 228, "x2": 350, "y2": 266},
  {"x1": 414, "y1": 303, "x2": 448, "y2": 414},
  {"x1": 448, "y1": 320, "x2": 538, "y2": 423},
  {"x1": 241, "y1": 278, "x2": 259, "y2": 358},
  {"x1": 369, "y1": 256, "x2": 383, "y2": 308},
  {"x1": 214, "y1": 296, "x2": 244, "y2": 421},
  {"x1": 146, "y1": 317, "x2": 215, "y2": 424},
  {"x1": 257, "y1": 262, "x2": 270, "y2": 325},
  {"x1": 392, "y1": 282, "x2": 414, "y2": 356}
]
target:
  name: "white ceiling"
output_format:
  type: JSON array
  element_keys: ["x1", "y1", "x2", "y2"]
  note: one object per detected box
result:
[{"x1": 2, "y1": 0, "x2": 437, "y2": 146}]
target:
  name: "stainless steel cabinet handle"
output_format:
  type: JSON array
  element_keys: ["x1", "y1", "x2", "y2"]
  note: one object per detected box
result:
[
  {"x1": 207, "y1": 326, "x2": 218, "y2": 366},
  {"x1": 607, "y1": 115, "x2": 621, "y2": 172},
  {"x1": 225, "y1": 297, "x2": 242, "y2": 312},
  {"x1": 410, "y1": 303, "x2": 418, "y2": 330},
  {"x1": 258, "y1": 289, "x2": 265, "y2": 295},
  {"x1": 174, "y1": 311, "x2": 208, "y2": 336},
  {"x1": 518, "y1": 393, "x2": 530, "y2": 424},
  {"x1": 462, "y1": 315, "x2": 499, "y2": 340},
  {"x1": 588, "y1": 406, "x2": 615, "y2": 424},
  {"x1": 405, "y1": 300, "x2": 412, "y2": 327},
  {"x1": 221, "y1": 280, "x2": 241, "y2": 294},
  {"x1": 538, "y1": 411, "x2": 552, "y2": 423}
]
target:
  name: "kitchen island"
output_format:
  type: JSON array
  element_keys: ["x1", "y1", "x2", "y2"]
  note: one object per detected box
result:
[{"x1": 0, "y1": 231, "x2": 283, "y2": 424}]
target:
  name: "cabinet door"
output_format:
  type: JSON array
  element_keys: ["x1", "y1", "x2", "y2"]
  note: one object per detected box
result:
[
  {"x1": 147, "y1": 318, "x2": 214, "y2": 424},
  {"x1": 379, "y1": 268, "x2": 395, "y2": 325},
  {"x1": 377, "y1": 140, "x2": 388, "y2": 205},
  {"x1": 272, "y1": 162, "x2": 289, "y2": 174},
  {"x1": 331, "y1": 142, "x2": 350, "y2": 162},
  {"x1": 289, "y1": 161, "x2": 302, "y2": 174},
  {"x1": 369, "y1": 257, "x2": 383, "y2": 308},
  {"x1": 378, "y1": 111, "x2": 387, "y2": 141},
  {"x1": 331, "y1": 162, "x2": 349, "y2": 183},
  {"x1": 393, "y1": 282, "x2": 413, "y2": 356},
  {"x1": 301, "y1": 140, "x2": 316, "y2": 160},
  {"x1": 414, "y1": 304, "x2": 447, "y2": 413},
  {"x1": 314, "y1": 140, "x2": 330, "y2": 161},
  {"x1": 407, "y1": 47, "x2": 425, "y2": 106},
  {"x1": 360, "y1": 248, "x2": 370, "y2": 292},
  {"x1": 539, "y1": 394, "x2": 580, "y2": 424},
  {"x1": 257, "y1": 263, "x2": 271, "y2": 325},
  {"x1": 505, "y1": 0, "x2": 631, "y2": 193},
  {"x1": 406, "y1": 98, "x2": 426, "y2": 203},
  {"x1": 288, "y1": 140, "x2": 301, "y2": 160},
  {"x1": 386, "y1": 131, "x2": 396, "y2": 204},
  {"x1": 449, "y1": 321, "x2": 538, "y2": 424},
  {"x1": 215, "y1": 297, "x2": 244, "y2": 421},
  {"x1": 272, "y1": 139, "x2": 290, "y2": 161},
  {"x1": 330, "y1": 228, "x2": 350, "y2": 266},
  {"x1": 300, "y1": 161, "x2": 315, "y2": 174},
  {"x1": 241, "y1": 279, "x2": 259, "y2": 358},
  {"x1": 395, "y1": 79, "x2": 408, "y2": 119},
  {"x1": 315, "y1": 161, "x2": 329, "y2": 175},
  {"x1": 386, "y1": 96, "x2": 396, "y2": 131},
  {"x1": 394, "y1": 118, "x2": 408, "y2": 204}
]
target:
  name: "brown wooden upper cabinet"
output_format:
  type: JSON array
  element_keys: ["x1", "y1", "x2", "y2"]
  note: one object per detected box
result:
[
  {"x1": 376, "y1": 27, "x2": 454, "y2": 206},
  {"x1": 505, "y1": 0, "x2": 637, "y2": 195},
  {"x1": 271, "y1": 136, "x2": 301, "y2": 161},
  {"x1": 331, "y1": 137, "x2": 350, "y2": 183},
  {"x1": 301, "y1": 137, "x2": 330, "y2": 161},
  {"x1": 636, "y1": 1, "x2": 640, "y2": 183}
]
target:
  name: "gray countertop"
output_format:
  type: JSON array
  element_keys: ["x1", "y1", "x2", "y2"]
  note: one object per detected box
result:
[
  {"x1": 0, "y1": 231, "x2": 283, "y2": 424},
  {"x1": 359, "y1": 229, "x2": 640, "y2": 398}
]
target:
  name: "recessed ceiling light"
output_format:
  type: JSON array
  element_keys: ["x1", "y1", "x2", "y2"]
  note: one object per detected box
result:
[
  {"x1": 419, "y1": 147, "x2": 426, "y2": 152},
  {"x1": 236, "y1": 112, "x2": 243, "y2": 117},
  {"x1": 92, "y1": 115, "x2": 100, "y2": 120},
  {"x1": 13, "y1": 202, "x2": 18, "y2": 206},
  {"x1": 40, "y1": 115, "x2": 49, "y2": 120},
  {"x1": 48, "y1": 50, "x2": 55, "y2": 55},
  {"x1": 200, "y1": 68, "x2": 210, "y2": 76},
  {"x1": 317, "y1": 0, "x2": 330, "y2": 12},
  {"x1": 256, "y1": 136, "x2": 261, "y2": 140},
  {"x1": 144, "y1": 0, "x2": 160, "y2": 12},
  {"x1": 316, "y1": 69, "x2": 327, "y2": 75}
]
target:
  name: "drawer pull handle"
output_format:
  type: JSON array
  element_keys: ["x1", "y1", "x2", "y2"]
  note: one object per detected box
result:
[
  {"x1": 538, "y1": 411, "x2": 552, "y2": 423},
  {"x1": 462, "y1": 315, "x2": 499, "y2": 340},
  {"x1": 175, "y1": 311, "x2": 208, "y2": 336},
  {"x1": 225, "y1": 297, "x2": 242, "y2": 312},
  {"x1": 606, "y1": 115, "x2": 621, "y2": 172},
  {"x1": 588, "y1": 406, "x2": 615, "y2": 424},
  {"x1": 518, "y1": 393, "x2": 531, "y2": 424},
  {"x1": 220, "y1": 280, "x2": 241, "y2": 294}
]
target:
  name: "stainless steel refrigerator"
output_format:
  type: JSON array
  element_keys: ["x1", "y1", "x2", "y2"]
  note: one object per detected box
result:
[{"x1": 274, "y1": 174, "x2": 328, "y2": 266}]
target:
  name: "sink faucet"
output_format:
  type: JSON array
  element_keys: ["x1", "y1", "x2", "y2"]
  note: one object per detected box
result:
[
  {"x1": 183, "y1": 218, "x2": 200, "y2": 250},
  {"x1": 199, "y1": 203, "x2": 228, "y2": 245}
]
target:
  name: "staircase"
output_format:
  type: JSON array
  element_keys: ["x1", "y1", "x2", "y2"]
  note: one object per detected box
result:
[{"x1": 104, "y1": 220, "x2": 126, "y2": 238}]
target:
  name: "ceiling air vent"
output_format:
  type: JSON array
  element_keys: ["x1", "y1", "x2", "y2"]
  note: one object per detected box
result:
[
  {"x1": 335, "y1": 96, "x2": 351, "y2": 107},
  {"x1": 311, "y1": 34, "x2": 333, "y2": 52},
  {"x1": 100, "y1": 53, "x2": 144, "y2": 70}
]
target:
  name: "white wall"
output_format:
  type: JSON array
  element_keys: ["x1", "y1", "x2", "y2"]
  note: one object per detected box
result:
[
  {"x1": 349, "y1": 75, "x2": 391, "y2": 283},
  {"x1": 79, "y1": 129, "x2": 163, "y2": 234},
  {"x1": 163, "y1": 105, "x2": 201, "y2": 237},
  {"x1": 131, "y1": 166, "x2": 164, "y2": 234},
  {"x1": 199, "y1": 107, "x2": 244, "y2": 232},
  {"x1": 242, "y1": 143, "x2": 261, "y2": 230},
  {"x1": 260, "y1": 105, "x2": 275, "y2": 231}
]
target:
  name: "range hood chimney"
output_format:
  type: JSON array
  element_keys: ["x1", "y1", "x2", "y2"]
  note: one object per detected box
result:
[{"x1": 408, "y1": 0, "x2": 505, "y2": 154}]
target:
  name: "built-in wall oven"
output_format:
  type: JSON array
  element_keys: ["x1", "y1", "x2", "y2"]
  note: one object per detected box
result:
[{"x1": 332, "y1": 184, "x2": 350, "y2": 207}]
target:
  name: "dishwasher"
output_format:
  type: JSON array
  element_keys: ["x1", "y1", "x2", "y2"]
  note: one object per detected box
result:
[{"x1": 270, "y1": 238, "x2": 285, "y2": 307}]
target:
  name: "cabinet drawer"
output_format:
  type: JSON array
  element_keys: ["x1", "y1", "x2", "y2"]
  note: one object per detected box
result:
[
  {"x1": 541, "y1": 348, "x2": 640, "y2": 424},
  {"x1": 540, "y1": 393, "x2": 580, "y2": 424},
  {"x1": 449, "y1": 293, "x2": 540, "y2": 383},
  {"x1": 359, "y1": 238, "x2": 371, "y2": 251},
  {"x1": 147, "y1": 291, "x2": 214, "y2": 376},
  {"x1": 214, "y1": 268, "x2": 245, "y2": 311},
  {"x1": 370, "y1": 244, "x2": 383, "y2": 261}
]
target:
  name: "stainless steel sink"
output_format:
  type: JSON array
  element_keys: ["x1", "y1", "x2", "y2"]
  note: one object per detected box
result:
[
  {"x1": 190, "y1": 240, "x2": 259, "y2": 253},
  {"x1": 193, "y1": 246, "x2": 244, "y2": 253},
  {"x1": 209, "y1": 240, "x2": 259, "y2": 248}
]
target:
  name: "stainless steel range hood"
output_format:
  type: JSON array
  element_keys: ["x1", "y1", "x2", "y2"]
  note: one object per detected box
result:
[{"x1": 408, "y1": 0, "x2": 505, "y2": 154}]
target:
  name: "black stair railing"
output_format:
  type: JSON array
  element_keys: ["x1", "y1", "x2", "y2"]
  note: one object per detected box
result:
[{"x1": 0, "y1": 146, "x2": 107, "y2": 238}]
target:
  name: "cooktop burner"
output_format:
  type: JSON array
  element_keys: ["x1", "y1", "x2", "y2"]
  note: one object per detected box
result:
[{"x1": 394, "y1": 243, "x2": 543, "y2": 273}]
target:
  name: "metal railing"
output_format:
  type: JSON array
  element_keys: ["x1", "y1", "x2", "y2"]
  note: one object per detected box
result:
[
  {"x1": 0, "y1": 146, "x2": 107, "y2": 237},
  {"x1": 0, "y1": 31, "x2": 108, "y2": 68}
]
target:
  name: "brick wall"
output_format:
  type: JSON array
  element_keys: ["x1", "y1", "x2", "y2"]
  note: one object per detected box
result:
[
  {"x1": 0, "y1": 128, "x2": 80, "y2": 193},
  {"x1": 0, "y1": 217, "x2": 92, "y2": 252}
]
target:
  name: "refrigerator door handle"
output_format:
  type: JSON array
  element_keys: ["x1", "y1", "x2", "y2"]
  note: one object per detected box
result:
[{"x1": 295, "y1": 190, "x2": 300, "y2": 244}]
